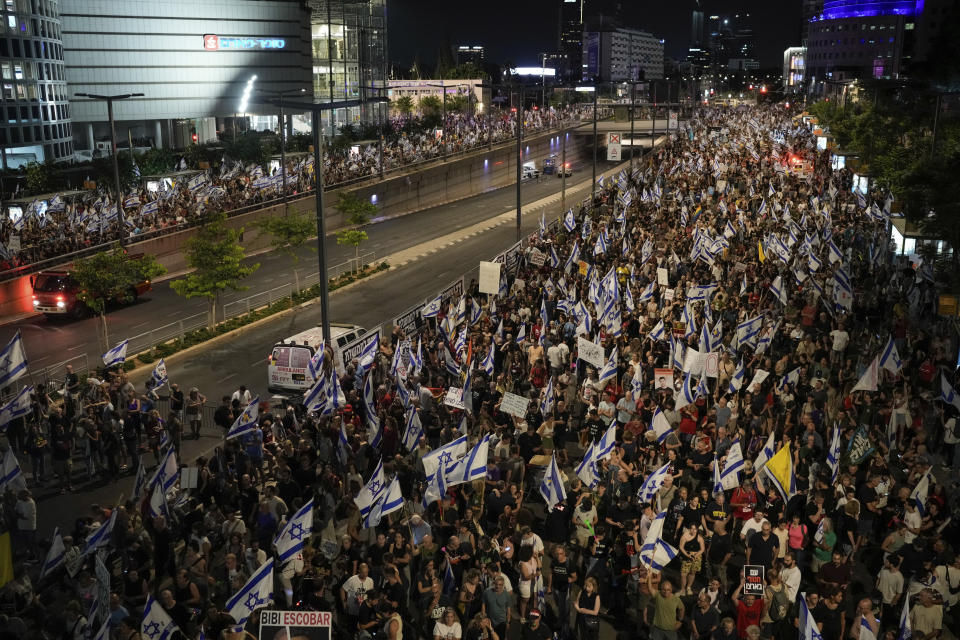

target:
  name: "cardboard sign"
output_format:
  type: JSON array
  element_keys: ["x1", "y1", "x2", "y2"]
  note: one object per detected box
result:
[
  {"x1": 500, "y1": 392, "x2": 530, "y2": 418},
  {"x1": 657, "y1": 267, "x2": 669, "y2": 286},
  {"x1": 682, "y1": 348, "x2": 705, "y2": 376},
  {"x1": 577, "y1": 337, "x2": 605, "y2": 368},
  {"x1": 444, "y1": 387, "x2": 465, "y2": 410},
  {"x1": 744, "y1": 565, "x2": 765, "y2": 596},
  {"x1": 529, "y1": 248, "x2": 547, "y2": 267},
  {"x1": 479, "y1": 261, "x2": 502, "y2": 295},
  {"x1": 578, "y1": 260, "x2": 589, "y2": 276},
  {"x1": 664, "y1": 288, "x2": 675, "y2": 301},
  {"x1": 7, "y1": 235, "x2": 19, "y2": 252},
  {"x1": 704, "y1": 352, "x2": 720, "y2": 378},
  {"x1": 179, "y1": 467, "x2": 199, "y2": 489},
  {"x1": 746, "y1": 369, "x2": 769, "y2": 392}
]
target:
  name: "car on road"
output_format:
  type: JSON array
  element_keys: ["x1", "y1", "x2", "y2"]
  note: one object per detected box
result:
[
  {"x1": 31, "y1": 259, "x2": 153, "y2": 318},
  {"x1": 556, "y1": 161, "x2": 573, "y2": 178},
  {"x1": 267, "y1": 323, "x2": 368, "y2": 394},
  {"x1": 521, "y1": 161, "x2": 540, "y2": 180}
]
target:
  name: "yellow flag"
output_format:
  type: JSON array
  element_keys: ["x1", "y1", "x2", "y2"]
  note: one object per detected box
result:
[
  {"x1": 758, "y1": 241, "x2": 767, "y2": 263},
  {"x1": 763, "y1": 444, "x2": 796, "y2": 501},
  {"x1": 0, "y1": 532, "x2": 13, "y2": 589}
]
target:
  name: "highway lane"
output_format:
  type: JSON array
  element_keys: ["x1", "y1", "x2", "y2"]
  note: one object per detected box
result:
[
  {"x1": 30, "y1": 181, "x2": 556, "y2": 535},
  {"x1": 4, "y1": 152, "x2": 608, "y2": 376}
]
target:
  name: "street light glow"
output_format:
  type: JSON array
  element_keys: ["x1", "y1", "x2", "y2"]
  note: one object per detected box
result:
[
  {"x1": 574, "y1": 86, "x2": 595, "y2": 92},
  {"x1": 238, "y1": 75, "x2": 258, "y2": 113}
]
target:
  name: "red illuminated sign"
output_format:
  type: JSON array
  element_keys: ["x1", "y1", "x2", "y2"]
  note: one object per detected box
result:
[{"x1": 203, "y1": 34, "x2": 219, "y2": 50}]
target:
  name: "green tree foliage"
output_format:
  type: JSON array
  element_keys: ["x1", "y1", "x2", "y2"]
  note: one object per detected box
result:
[
  {"x1": 137, "y1": 147, "x2": 175, "y2": 175},
  {"x1": 394, "y1": 95, "x2": 414, "y2": 115},
  {"x1": 72, "y1": 248, "x2": 166, "y2": 348},
  {"x1": 24, "y1": 161, "x2": 56, "y2": 194},
  {"x1": 256, "y1": 212, "x2": 315, "y2": 261},
  {"x1": 224, "y1": 131, "x2": 267, "y2": 168},
  {"x1": 170, "y1": 211, "x2": 259, "y2": 327},
  {"x1": 334, "y1": 192, "x2": 376, "y2": 268},
  {"x1": 446, "y1": 63, "x2": 488, "y2": 80},
  {"x1": 419, "y1": 94, "x2": 442, "y2": 117},
  {"x1": 287, "y1": 133, "x2": 313, "y2": 153},
  {"x1": 446, "y1": 93, "x2": 469, "y2": 114}
]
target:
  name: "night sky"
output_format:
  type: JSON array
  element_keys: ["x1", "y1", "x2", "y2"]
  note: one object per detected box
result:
[{"x1": 387, "y1": 0, "x2": 802, "y2": 71}]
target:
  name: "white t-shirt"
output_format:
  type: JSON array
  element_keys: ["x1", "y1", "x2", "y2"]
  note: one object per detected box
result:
[
  {"x1": 342, "y1": 574, "x2": 374, "y2": 615},
  {"x1": 433, "y1": 621, "x2": 462, "y2": 640},
  {"x1": 904, "y1": 509, "x2": 922, "y2": 544},
  {"x1": 829, "y1": 329, "x2": 850, "y2": 352}
]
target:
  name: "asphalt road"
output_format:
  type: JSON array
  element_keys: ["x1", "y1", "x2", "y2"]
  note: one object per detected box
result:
[
  {"x1": 23, "y1": 152, "x2": 626, "y2": 534},
  {"x1": 3, "y1": 150, "x2": 610, "y2": 378}
]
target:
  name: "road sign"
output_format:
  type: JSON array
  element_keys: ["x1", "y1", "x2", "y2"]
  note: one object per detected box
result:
[
  {"x1": 607, "y1": 144, "x2": 621, "y2": 161},
  {"x1": 607, "y1": 133, "x2": 621, "y2": 145}
]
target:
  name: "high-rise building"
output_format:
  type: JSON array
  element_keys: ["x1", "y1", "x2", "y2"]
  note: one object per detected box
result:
[
  {"x1": 558, "y1": 0, "x2": 585, "y2": 81},
  {"x1": 582, "y1": 27, "x2": 664, "y2": 82},
  {"x1": 0, "y1": 0, "x2": 72, "y2": 169},
  {"x1": 800, "y1": 0, "x2": 824, "y2": 46},
  {"x1": 690, "y1": 8, "x2": 704, "y2": 48},
  {"x1": 62, "y1": 0, "x2": 312, "y2": 151},
  {"x1": 456, "y1": 46, "x2": 484, "y2": 67},
  {"x1": 806, "y1": 0, "x2": 924, "y2": 94},
  {"x1": 783, "y1": 46, "x2": 807, "y2": 92}
]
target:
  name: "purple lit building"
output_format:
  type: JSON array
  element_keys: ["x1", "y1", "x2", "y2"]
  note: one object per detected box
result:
[{"x1": 805, "y1": 0, "x2": 924, "y2": 93}]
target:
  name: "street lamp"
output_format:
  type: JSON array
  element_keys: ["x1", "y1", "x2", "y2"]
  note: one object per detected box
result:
[
  {"x1": 575, "y1": 85, "x2": 597, "y2": 201},
  {"x1": 257, "y1": 87, "x2": 307, "y2": 209},
  {"x1": 74, "y1": 92, "x2": 144, "y2": 245}
]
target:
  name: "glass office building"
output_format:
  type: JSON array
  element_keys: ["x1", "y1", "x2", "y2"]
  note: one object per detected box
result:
[
  {"x1": 309, "y1": 0, "x2": 387, "y2": 135},
  {"x1": 0, "y1": 0, "x2": 72, "y2": 168}
]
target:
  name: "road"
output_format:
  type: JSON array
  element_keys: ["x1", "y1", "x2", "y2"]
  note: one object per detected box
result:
[
  {"x1": 2, "y1": 152, "x2": 612, "y2": 379},
  {"x1": 17, "y1": 151, "x2": 632, "y2": 534}
]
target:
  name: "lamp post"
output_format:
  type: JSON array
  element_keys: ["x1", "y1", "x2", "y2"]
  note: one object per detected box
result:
[
  {"x1": 262, "y1": 96, "x2": 389, "y2": 342},
  {"x1": 515, "y1": 86, "x2": 523, "y2": 242},
  {"x1": 257, "y1": 87, "x2": 306, "y2": 210},
  {"x1": 74, "y1": 92, "x2": 144, "y2": 246},
  {"x1": 623, "y1": 80, "x2": 644, "y2": 173},
  {"x1": 575, "y1": 85, "x2": 597, "y2": 202},
  {"x1": 421, "y1": 82, "x2": 449, "y2": 157}
]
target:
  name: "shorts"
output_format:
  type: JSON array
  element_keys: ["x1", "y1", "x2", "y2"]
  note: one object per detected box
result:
[
  {"x1": 681, "y1": 556, "x2": 702, "y2": 574},
  {"x1": 519, "y1": 580, "x2": 532, "y2": 599}
]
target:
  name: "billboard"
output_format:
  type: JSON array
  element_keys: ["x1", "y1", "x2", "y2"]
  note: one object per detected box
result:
[{"x1": 259, "y1": 610, "x2": 331, "y2": 640}]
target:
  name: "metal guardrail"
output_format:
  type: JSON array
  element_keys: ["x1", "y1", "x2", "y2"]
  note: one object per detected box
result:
[
  {"x1": 26, "y1": 352, "x2": 90, "y2": 392},
  {"x1": 0, "y1": 117, "x2": 599, "y2": 283}
]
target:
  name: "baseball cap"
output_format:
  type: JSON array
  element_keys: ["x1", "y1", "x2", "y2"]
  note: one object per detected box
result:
[{"x1": 528, "y1": 609, "x2": 541, "y2": 619}]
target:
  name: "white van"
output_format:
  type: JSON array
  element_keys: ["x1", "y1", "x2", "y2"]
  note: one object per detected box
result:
[
  {"x1": 522, "y1": 161, "x2": 539, "y2": 180},
  {"x1": 267, "y1": 323, "x2": 366, "y2": 394}
]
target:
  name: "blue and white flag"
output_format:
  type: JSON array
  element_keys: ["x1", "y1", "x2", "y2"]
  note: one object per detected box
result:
[
  {"x1": 716, "y1": 439, "x2": 744, "y2": 491},
  {"x1": 132, "y1": 461, "x2": 147, "y2": 503},
  {"x1": 303, "y1": 373, "x2": 329, "y2": 414},
  {"x1": 675, "y1": 372, "x2": 696, "y2": 410},
  {"x1": 941, "y1": 374, "x2": 960, "y2": 412},
  {"x1": 423, "y1": 296, "x2": 442, "y2": 318},
  {"x1": 575, "y1": 443, "x2": 601, "y2": 489},
  {"x1": 0, "y1": 385, "x2": 32, "y2": 429},
  {"x1": 896, "y1": 594, "x2": 911, "y2": 640},
  {"x1": 39, "y1": 526, "x2": 65, "y2": 581},
  {"x1": 150, "y1": 359, "x2": 168, "y2": 389},
  {"x1": 826, "y1": 425, "x2": 841, "y2": 483},
  {"x1": 325, "y1": 372, "x2": 346, "y2": 416},
  {"x1": 639, "y1": 511, "x2": 678, "y2": 571},
  {"x1": 364, "y1": 476, "x2": 404, "y2": 529},
  {"x1": 595, "y1": 422, "x2": 617, "y2": 461},
  {"x1": 226, "y1": 396, "x2": 259, "y2": 440},
  {"x1": 827, "y1": 239, "x2": 843, "y2": 264},
  {"x1": 0, "y1": 445, "x2": 24, "y2": 493},
  {"x1": 481, "y1": 342, "x2": 495, "y2": 376},
  {"x1": 637, "y1": 462, "x2": 671, "y2": 505},
  {"x1": 539, "y1": 452, "x2": 566, "y2": 511},
  {"x1": 141, "y1": 596, "x2": 180, "y2": 640},
  {"x1": 638, "y1": 282, "x2": 655, "y2": 302},
  {"x1": 648, "y1": 319, "x2": 666, "y2": 341},
  {"x1": 799, "y1": 594, "x2": 825, "y2": 640},
  {"x1": 355, "y1": 459, "x2": 387, "y2": 517},
  {"x1": 649, "y1": 408, "x2": 672, "y2": 443},
  {"x1": 597, "y1": 346, "x2": 618, "y2": 385},
  {"x1": 770, "y1": 275, "x2": 787, "y2": 305},
  {"x1": 363, "y1": 371, "x2": 381, "y2": 447},
  {"x1": 540, "y1": 376, "x2": 554, "y2": 416},
  {"x1": 563, "y1": 209, "x2": 576, "y2": 232},
  {"x1": 274, "y1": 499, "x2": 313, "y2": 563},
  {"x1": 0, "y1": 331, "x2": 28, "y2": 387},
  {"x1": 515, "y1": 323, "x2": 526, "y2": 344},
  {"x1": 460, "y1": 364, "x2": 473, "y2": 415},
  {"x1": 910, "y1": 471, "x2": 931, "y2": 516},
  {"x1": 149, "y1": 446, "x2": 179, "y2": 493},
  {"x1": 81, "y1": 510, "x2": 117, "y2": 557},
  {"x1": 728, "y1": 359, "x2": 745, "y2": 394},
  {"x1": 878, "y1": 336, "x2": 903, "y2": 374},
  {"x1": 308, "y1": 344, "x2": 325, "y2": 380},
  {"x1": 148, "y1": 482, "x2": 171, "y2": 519},
  {"x1": 456, "y1": 434, "x2": 490, "y2": 485},
  {"x1": 102, "y1": 340, "x2": 128, "y2": 368},
  {"x1": 226, "y1": 558, "x2": 274, "y2": 626},
  {"x1": 358, "y1": 332, "x2": 380, "y2": 372}
]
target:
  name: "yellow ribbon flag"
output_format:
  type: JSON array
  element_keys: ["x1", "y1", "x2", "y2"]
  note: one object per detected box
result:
[
  {"x1": 0, "y1": 532, "x2": 13, "y2": 588},
  {"x1": 763, "y1": 444, "x2": 796, "y2": 502},
  {"x1": 758, "y1": 241, "x2": 767, "y2": 263}
]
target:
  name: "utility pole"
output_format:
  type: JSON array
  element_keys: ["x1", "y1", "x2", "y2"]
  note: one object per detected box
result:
[
  {"x1": 629, "y1": 81, "x2": 637, "y2": 172},
  {"x1": 651, "y1": 81, "x2": 657, "y2": 151},
  {"x1": 591, "y1": 85, "x2": 598, "y2": 202},
  {"x1": 74, "y1": 92, "x2": 144, "y2": 246},
  {"x1": 516, "y1": 87, "x2": 523, "y2": 242},
  {"x1": 258, "y1": 87, "x2": 306, "y2": 211}
]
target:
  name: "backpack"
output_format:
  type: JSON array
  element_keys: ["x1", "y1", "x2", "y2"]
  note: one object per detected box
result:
[{"x1": 769, "y1": 586, "x2": 790, "y2": 622}]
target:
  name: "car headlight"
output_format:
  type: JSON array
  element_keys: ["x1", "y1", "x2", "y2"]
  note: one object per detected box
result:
[
  {"x1": 32, "y1": 300, "x2": 39, "y2": 307},
  {"x1": 57, "y1": 301, "x2": 65, "y2": 308}
]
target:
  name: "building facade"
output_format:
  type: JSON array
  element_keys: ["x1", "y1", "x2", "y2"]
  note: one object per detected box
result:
[
  {"x1": 61, "y1": 0, "x2": 312, "y2": 150},
  {"x1": 583, "y1": 27, "x2": 664, "y2": 82},
  {"x1": 806, "y1": 0, "x2": 923, "y2": 93},
  {"x1": 783, "y1": 46, "x2": 807, "y2": 92},
  {"x1": 0, "y1": 0, "x2": 72, "y2": 168},
  {"x1": 456, "y1": 45, "x2": 484, "y2": 66},
  {"x1": 557, "y1": 0, "x2": 584, "y2": 81},
  {"x1": 386, "y1": 79, "x2": 489, "y2": 116},
  {"x1": 309, "y1": 0, "x2": 387, "y2": 136}
]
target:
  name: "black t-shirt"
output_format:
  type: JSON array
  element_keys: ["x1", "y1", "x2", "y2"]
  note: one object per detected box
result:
[
  {"x1": 551, "y1": 558, "x2": 572, "y2": 592},
  {"x1": 748, "y1": 533, "x2": 779, "y2": 568},
  {"x1": 357, "y1": 601, "x2": 380, "y2": 629},
  {"x1": 705, "y1": 501, "x2": 731, "y2": 524},
  {"x1": 521, "y1": 622, "x2": 552, "y2": 640},
  {"x1": 517, "y1": 431, "x2": 541, "y2": 462},
  {"x1": 857, "y1": 486, "x2": 878, "y2": 520},
  {"x1": 709, "y1": 530, "x2": 733, "y2": 564},
  {"x1": 681, "y1": 504, "x2": 705, "y2": 529},
  {"x1": 813, "y1": 601, "x2": 843, "y2": 639},
  {"x1": 692, "y1": 606, "x2": 719, "y2": 637}
]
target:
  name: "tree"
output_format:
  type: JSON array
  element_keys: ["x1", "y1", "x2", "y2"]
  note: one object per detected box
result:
[
  {"x1": 170, "y1": 212, "x2": 259, "y2": 328},
  {"x1": 393, "y1": 95, "x2": 414, "y2": 116},
  {"x1": 419, "y1": 94, "x2": 442, "y2": 118},
  {"x1": 334, "y1": 192, "x2": 376, "y2": 271},
  {"x1": 256, "y1": 212, "x2": 315, "y2": 261},
  {"x1": 447, "y1": 93, "x2": 469, "y2": 114},
  {"x1": 72, "y1": 248, "x2": 167, "y2": 350},
  {"x1": 24, "y1": 161, "x2": 56, "y2": 195},
  {"x1": 137, "y1": 147, "x2": 175, "y2": 175}
]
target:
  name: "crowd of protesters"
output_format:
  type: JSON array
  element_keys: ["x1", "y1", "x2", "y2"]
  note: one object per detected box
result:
[
  {"x1": 0, "y1": 104, "x2": 601, "y2": 272},
  {"x1": 1, "y1": 101, "x2": 959, "y2": 640}
]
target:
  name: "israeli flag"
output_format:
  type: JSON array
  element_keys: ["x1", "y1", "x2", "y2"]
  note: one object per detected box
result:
[
  {"x1": 423, "y1": 463, "x2": 448, "y2": 507},
  {"x1": 594, "y1": 422, "x2": 618, "y2": 460},
  {"x1": 549, "y1": 245, "x2": 560, "y2": 268},
  {"x1": 639, "y1": 511, "x2": 678, "y2": 571},
  {"x1": 423, "y1": 295, "x2": 442, "y2": 318},
  {"x1": 675, "y1": 372, "x2": 696, "y2": 410},
  {"x1": 827, "y1": 239, "x2": 843, "y2": 264},
  {"x1": 637, "y1": 462, "x2": 671, "y2": 505},
  {"x1": 358, "y1": 332, "x2": 380, "y2": 372},
  {"x1": 226, "y1": 396, "x2": 260, "y2": 440},
  {"x1": 728, "y1": 359, "x2": 746, "y2": 393},
  {"x1": 564, "y1": 239, "x2": 580, "y2": 274},
  {"x1": 414, "y1": 337, "x2": 424, "y2": 375},
  {"x1": 896, "y1": 594, "x2": 911, "y2": 640},
  {"x1": 131, "y1": 461, "x2": 147, "y2": 503},
  {"x1": 575, "y1": 442, "x2": 601, "y2": 489},
  {"x1": 308, "y1": 344, "x2": 325, "y2": 380},
  {"x1": 878, "y1": 336, "x2": 902, "y2": 374},
  {"x1": 0, "y1": 331, "x2": 29, "y2": 387},
  {"x1": 0, "y1": 444, "x2": 24, "y2": 493},
  {"x1": 142, "y1": 200, "x2": 159, "y2": 216},
  {"x1": 671, "y1": 337, "x2": 685, "y2": 372},
  {"x1": 141, "y1": 596, "x2": 180, "y2": 640},
  {"x1": 81, "y1": 510, "x2": 117, "y2": 558},
  {"x1": 826, "y1": 425, "x2": 841, "y2": 484},
  {"x1": 799, "y1": 594, "x2": 825, "y2": 640},
  {"x1": 460, "y1": 364, "x2": 473, "y2": 415},
  {"x1": 597, "y1": 346, "x2": 618, "y2": 385},
  {"x1": 364, "y1": 476, "x2": 404, "y2": 529},
  {"x1": 39, "y1": 527, "x2": 65, "y2": 581},
  {"x1": 337, "y1": 419, "x2": 350, "y2": 465},
  {"x1": 593, "y1": 232, "x2": 607, "y2": 256},
  {"x1": 149, "y1": 445, "x2": 179, "y2": 494},
  {"x1": 324, "y1": 372, "x2": 346, "y2": 416},
  {"x1": 563, "y1": 209, "x2": 576, "y2": 232},
  {"x1": 481, "y1": 342, "x2": 495, "y2": 376},
  {"x1": 758, "y1": 199, "x2": 767, "y2": 216},
  {"x1": 402, "y1": 408, "x2": 424, "y2": 451},
  {"x1": 102, "y1": 340, "x2": 128, "y2": 368},
  {"x1": 649, "y1": 320, "x2": 666, "y2": 341},
  {"x1": 941, "y1": 374, "x2": 960, "y2": 412},
  {"x1": 148, "y1": 482, "x2": 171, "y2": 519},
  {"x1": 516, "y1": 323, "x2": 526, "y2": 344},
  {"x1": 770, "y1": 275, "x2": 788, "y2": 305},
  {"x1": 638, "y1": 281, "x2": 655, "y2": 302},
  {"x1": 363, "y1": 371, "x2": 381, "y2": 447},
  {"x1": 0, "y1": 385, "x2": 33, "y2": 429},
  {"x1": 422, "y1": 436, "x2": 467, "y2": 486},
  {"x1": 539, "y1": 452, "x2": 567, "y2": 511},
  {"x1": 457, "y1": 434, "x2": 490, "y2": 485},
  {"x1": 303, "y1": 374, "x2": 328, "y2": 414},
  {"x1": 150, "y1": 359, "x2": 168, "y2": 389},
  {"x1": 911, "y1": 471, "x2": 931, "y2": 516},
  {"x1": 226, "y1": 558, "x2": 274, "y2": 626},
  {"x1": 808, "y1": 251, "x2": 822, "y2": 273},
  {"x1": 539, "y1": 210, "x2": 546, "y2": 238},
  {"x1": 650, "y1": 408, "x2": 672, "y2": 443},
  {"x1": 275, "y1": 499, "x2": 313, "y2": 563},
  {"x1": 717, "y1": 439, "x2": 744, "y2": 491},
  {"x1": 540, "y1": 376, "x2": 554, "y2": 416}
]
